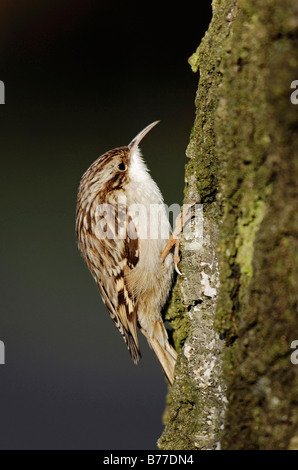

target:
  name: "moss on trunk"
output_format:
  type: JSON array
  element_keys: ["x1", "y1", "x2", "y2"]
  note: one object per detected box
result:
[{"x1": 159, "y1": 0, "x2": 298, "y2": 450}]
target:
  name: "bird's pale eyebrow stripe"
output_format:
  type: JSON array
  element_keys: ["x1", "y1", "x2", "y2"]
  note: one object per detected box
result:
[{"x1": 97, "y1": 146, "x2": 130, "y2": 168}]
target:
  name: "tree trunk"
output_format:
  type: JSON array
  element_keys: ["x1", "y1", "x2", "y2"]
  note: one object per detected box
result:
[{"x1": 158, "y1": 0, "x2": 298, "y2": 450}]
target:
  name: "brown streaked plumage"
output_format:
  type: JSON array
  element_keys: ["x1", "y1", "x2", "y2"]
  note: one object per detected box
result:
[{"x1": 76, "y1": 122, "x2": 177, "y2": 384}]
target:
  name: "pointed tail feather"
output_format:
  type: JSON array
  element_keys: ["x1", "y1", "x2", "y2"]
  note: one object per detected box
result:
[
  {"x1": 141, "y1": 321, "x2": 177, "y2": 385},
  {"x1": 148, "y1": 336, "x2": 177, "y2": 385}
]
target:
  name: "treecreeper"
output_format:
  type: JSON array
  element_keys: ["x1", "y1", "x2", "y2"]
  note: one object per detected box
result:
[{"x1": 76, "y1": 121, "x2": 179, "y2": 384}]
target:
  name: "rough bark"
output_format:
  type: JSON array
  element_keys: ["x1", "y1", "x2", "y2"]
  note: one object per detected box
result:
[{"x1": 158, "y1": 0, "x2": 298, "y2": 450}]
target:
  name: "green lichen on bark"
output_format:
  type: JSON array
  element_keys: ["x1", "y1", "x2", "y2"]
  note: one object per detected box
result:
[
  {"x1": 159, "y1": 0, "x2": 298, "y2": 450},
  {"x1": 164, "y1": 276, "x2": 189, "y2": 351},
  {"x1": 216, "y1": 0, "x2": 298, "y2": 449}
]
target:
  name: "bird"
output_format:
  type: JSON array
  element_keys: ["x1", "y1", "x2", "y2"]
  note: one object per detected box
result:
[{"x1": 76, "y1": 121, "x2": 177, "y2": 384}]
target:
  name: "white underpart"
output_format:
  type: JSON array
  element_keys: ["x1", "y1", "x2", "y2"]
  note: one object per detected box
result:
[{"x1": 127, "y1": 146, "x2": 172, "y2": 271}]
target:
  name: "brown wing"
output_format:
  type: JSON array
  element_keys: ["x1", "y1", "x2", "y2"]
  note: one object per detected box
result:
[
  {"x1": 96, "y1": 275, "x2": 140, "y2": 364},
  {"x1": 79, "y1": 204, "x2": 140, "y2": 363}
]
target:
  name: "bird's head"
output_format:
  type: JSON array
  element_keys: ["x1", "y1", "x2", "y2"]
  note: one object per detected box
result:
[{"x1": 78, "y1": 121, "x2": 160, "y2": 198}]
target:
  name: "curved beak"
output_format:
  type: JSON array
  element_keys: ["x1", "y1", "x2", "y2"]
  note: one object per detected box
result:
[{"x1": 128, "y1": 121, "x2": 160, "y2": 153}]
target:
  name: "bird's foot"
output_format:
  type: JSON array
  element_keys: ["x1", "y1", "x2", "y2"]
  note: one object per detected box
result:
[{"x1": 160, "y1": 202, "x2": 197, "y2": 275}]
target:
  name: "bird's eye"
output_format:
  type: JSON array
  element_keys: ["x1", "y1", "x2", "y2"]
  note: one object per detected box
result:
[{"x1": 118, "y1": 162, "x2": 126, "y2": 171}]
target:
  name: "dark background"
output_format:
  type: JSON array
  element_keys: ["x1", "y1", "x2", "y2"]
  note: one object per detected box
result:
[{"x1": 0, "y1": 1, "x2": 212, "y2": 449}]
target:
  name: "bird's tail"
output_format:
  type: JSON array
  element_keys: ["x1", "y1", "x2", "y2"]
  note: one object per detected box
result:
[{"x1": 141, "y1": 321, "x2": 177, "y2": 385}]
